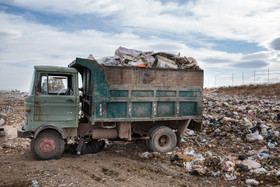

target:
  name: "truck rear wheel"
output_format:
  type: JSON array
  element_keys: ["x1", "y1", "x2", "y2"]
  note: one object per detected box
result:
[
  {"x1": 146, "y1": 125, "x2": 160, "y2": 150},
  {"x1": 31, "y1": 130, "x2": 65, "y2": 160},
  {"x1": 147, "y1": 126, "x2": 177, "y2": 153}
]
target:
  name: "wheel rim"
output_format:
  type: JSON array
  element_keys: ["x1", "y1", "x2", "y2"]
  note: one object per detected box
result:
[
  {"x1": 158, "y1": 135, "x2": 171, "y2": 147},
  {"x1": 39, "y1": 138, "x2": 56, "y2": 154}
]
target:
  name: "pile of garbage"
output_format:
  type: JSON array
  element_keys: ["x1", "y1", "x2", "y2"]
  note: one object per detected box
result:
[
  {"x1": 136, "y1": 93, "x2": 280, "y2": 185},
  {"x1": 203, "y1": 94, "x2": 280, "y2": 147},
  {"x1": 89, "y1": 46, "x2": 201, "y2": 70},
  {"x1": 0, "y1": 91, "x2": 29, "y2": 152}
]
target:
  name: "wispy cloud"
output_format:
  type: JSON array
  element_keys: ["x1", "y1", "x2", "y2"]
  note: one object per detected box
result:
[
  {"x1": 270, "y1": 37, "x2": 280, "y2": 50},
  {"x1": 3, "y1": 0, "x2": 280, "y2": 43},
  {"x1": 232, "y1": 60, "x2": 269, "y2": 69}
]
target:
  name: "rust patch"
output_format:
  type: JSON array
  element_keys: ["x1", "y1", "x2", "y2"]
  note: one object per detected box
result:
[
  {"x1": 117, "y1": 122, "x2": 131, "y2": 139},
  {"x1": 141, "y1": 70, "x2": 156, "y2": 84}
]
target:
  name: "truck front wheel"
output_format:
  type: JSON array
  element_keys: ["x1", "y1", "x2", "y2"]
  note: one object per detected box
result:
[
  {"x1": 147, "y1": 126, "x2": 177, "y2": 153},
  {"x1": 31, "y1": 130, "x2": 65, "y2": 160}
]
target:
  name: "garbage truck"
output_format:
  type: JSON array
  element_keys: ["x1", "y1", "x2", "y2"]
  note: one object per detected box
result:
[{"x1": 18, "y1": 57, "x2": 203, "y2": 160}]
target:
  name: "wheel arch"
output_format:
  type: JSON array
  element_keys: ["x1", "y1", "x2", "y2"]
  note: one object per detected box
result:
[{"x1": 34, "y1": 124, "x2": 65, "y2": 139}]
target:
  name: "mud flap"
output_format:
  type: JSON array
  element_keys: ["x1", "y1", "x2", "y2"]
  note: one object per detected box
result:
[{"x1": 176, "y1": 119, "x2": 191, "y2": 146}]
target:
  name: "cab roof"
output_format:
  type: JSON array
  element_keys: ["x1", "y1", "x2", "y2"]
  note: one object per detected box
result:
[{"x1": 34, "y1": 65, "x2": 77, "y2": 73}]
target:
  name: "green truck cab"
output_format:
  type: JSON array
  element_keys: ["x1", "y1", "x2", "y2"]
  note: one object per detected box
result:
[{"x1": 18, "y1": 57, "x2": 203, "y2": 160}]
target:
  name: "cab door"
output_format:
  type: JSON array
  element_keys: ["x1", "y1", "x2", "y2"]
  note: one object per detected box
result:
[{"x1": 34, "y1": 73, "x2": 78, "y2": 127}]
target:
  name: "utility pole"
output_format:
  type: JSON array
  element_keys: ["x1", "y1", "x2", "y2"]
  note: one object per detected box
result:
[
  {"x1": 232, "y1": 73, "x2": 233, "y2": 86},
  {"x1": 242, "y1": 72, "x2": 244, "y2": 85},
  {"x1": 215, "y1": 75, "x2": 217, "y2": 87},
  {"x1": 254, "y1": 70, "x2": 255, "y2": 84},
  {"x1": 268, "y1": 68, "x2": 269, "y2": 83}
]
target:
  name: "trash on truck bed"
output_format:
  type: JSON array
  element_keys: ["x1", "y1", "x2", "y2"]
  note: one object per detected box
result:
[{"x1": 94, "y1": 46, "x2": 201, "y2": 70}]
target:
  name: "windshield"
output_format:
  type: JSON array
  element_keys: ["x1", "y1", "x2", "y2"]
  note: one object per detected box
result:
[{"x1": 28, "y1": 70, "x2": 35, "y2": 96}]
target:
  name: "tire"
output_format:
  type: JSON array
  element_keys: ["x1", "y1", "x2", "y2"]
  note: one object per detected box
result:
[
  {"x1": 31, "y1": 130, "x2": 65, "y2": 160},
  {"x1": 146, "y1": 125, "x2": 160, "y2": 150},
  {"x1": 147, "y1": 126, "x2": 177, "y2": 153}
]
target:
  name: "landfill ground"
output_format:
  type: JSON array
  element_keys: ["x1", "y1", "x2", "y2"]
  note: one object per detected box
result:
[{"x1": 0, "y1": 85, "x2": 280, "y2": 186}]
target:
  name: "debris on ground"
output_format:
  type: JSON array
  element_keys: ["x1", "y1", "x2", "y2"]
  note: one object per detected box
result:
[{"x1": 134, "y1": 91, "x2": 280, "y2": 185}]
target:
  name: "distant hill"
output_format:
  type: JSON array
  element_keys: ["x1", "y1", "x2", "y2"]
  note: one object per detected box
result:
[{"x1": 205, "y1": 83, "x2": 280, "y2": 98}]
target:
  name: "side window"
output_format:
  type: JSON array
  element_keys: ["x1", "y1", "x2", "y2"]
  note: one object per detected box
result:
[
  {"x1": 39, "y1": 74, "x2": 73, "y2": 95},
  {"x1": 41, "y1": 75, "x2": 48, "y2": 94}
]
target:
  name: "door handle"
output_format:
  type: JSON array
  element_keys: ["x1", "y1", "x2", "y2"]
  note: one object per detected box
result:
[{"x1": 66, "y1": 99, "x2": 74, "y2": 103}]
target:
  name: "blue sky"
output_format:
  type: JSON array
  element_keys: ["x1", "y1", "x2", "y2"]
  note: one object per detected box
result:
[{"x1": 0, "y1": 0, "x2": 280, "y2": 91}]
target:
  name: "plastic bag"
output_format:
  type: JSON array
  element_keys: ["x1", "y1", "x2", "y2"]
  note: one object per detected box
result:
[{"x1": 97, "y1": 56, "x2": 120, "y2": 66}]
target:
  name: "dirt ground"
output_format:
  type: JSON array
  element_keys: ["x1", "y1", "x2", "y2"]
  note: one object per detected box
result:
[{"x1": 0, "y1": 86, "x2": 279, "y2": 186}]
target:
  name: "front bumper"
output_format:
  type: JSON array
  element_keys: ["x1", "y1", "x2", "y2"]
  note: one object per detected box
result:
[{"x1": 17, "y1": 123, "x2": 32, "y2": 138}]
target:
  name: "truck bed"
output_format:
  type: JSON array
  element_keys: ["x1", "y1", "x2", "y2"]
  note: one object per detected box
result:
[{"x1": 69, "y1": 58, "x2": 203, "y2": 124}]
